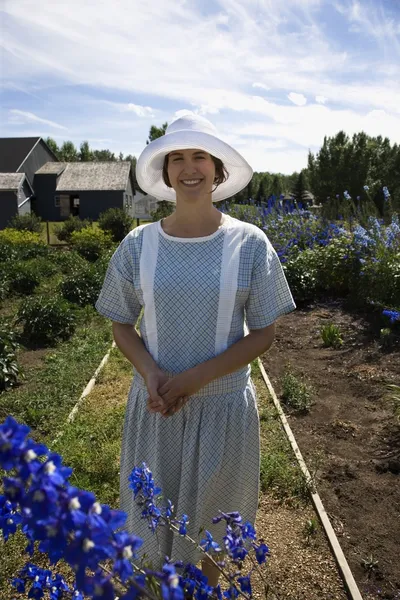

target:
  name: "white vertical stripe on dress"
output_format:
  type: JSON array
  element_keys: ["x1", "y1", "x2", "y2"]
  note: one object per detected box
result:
[
  {"x1": 140, "y1": 223, "x2": 160, "y2": 362},
  {"x1": 215, "y1": 227, "x2": 244, "y2": 354}
]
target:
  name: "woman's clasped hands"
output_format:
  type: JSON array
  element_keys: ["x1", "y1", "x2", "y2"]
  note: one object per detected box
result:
[{"x1": 145, "y1": 367, "x2": 207, "y2": 417}]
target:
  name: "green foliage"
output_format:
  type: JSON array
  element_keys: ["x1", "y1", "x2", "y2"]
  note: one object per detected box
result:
[
  {"x1": 282, "y1": 251, "x2": 318, "y2": 303},
  {"x1": 304, "y1": 518, "x2": 318, "y2": 544},
  {"x1": 2, "y1": 257, "x2": 58, "y2": 298},
  {"x1": 281, "y1": 367, "x2": 314, "y2": 412},
  {"x1": 98, "y1": 207, "x2": 133, "y2": 242},
  {"x1": 69, "y1": 228, "x2": 114, "y2": 262},
  {"x1": 307, "y1": 130, "x2": 399, "y2": 213},
  {"x1": 60, "y1": 265, "x2": 104, "y2": 307},
  {"x1": 7, "y1": 213, "x2": 43, "y2": 233},
  {"x1": 53, "y1": 215, "x2": 93, "y2": 243},
  {"x1": 0, "y1": 320, "x2": 23, "y2": 391},
  {"x1": 6, "y1": 261, "x2": 41, "y2": 296},
  {"x1": 320, "y1": 323, "x2": 343, "y2": 348},
  {"x1": 16, "y1": 296, "x2": 76, "y2": 346},
  {"x1": 49, "y1": 249, "x2": 90, "y2": 275},
  {"x1": 150, "y1": 200, "x2": 175, "y2": 222},
  {"x1": 0, "y1": 228, "x2": 49, "y2": 261},
  {"x1": 356, "y1": 252, "x2": 400, "y2": 308}
]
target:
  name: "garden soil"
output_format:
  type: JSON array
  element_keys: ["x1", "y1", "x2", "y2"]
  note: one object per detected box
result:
[{"x1": 261, "y1": 299, "x2": 400, "y2": 600}]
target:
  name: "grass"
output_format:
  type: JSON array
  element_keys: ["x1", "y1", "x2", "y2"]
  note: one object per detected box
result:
[
  {"x1": 0, "y1": 306, "x2": 113, "y2": 442},
  {"x1": 250, "y1": 359, "x2": 312, "y2": 504}
]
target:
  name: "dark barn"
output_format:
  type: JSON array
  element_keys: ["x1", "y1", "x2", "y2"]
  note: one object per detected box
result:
[{"x1": 33, "y1": 161, "x2": 135, "y2": 221}]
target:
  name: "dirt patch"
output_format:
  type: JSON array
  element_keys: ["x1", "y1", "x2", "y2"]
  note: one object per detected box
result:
[{"x1": 261, "y1": 300, "x2": 400, "y2": 599}]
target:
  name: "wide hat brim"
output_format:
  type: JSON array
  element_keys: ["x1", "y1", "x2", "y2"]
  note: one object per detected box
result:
[{"x1": 136, "y1": 130, "x2": 253, "y2": 203}]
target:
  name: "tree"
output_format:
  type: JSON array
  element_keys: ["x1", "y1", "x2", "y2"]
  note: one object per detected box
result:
[
  {"x1": 45, "y1": 137, "x2": 60, "y2": 158},
  {"x1": 79, "y1": 141, "x2": 93, "y2": 162},
  {"x1": 291, "y1": 171, "x2": 310, "y2": 208},
  {"x1": 146, "y1": 122, "x2": 168, "y2": 144},
  {"x1": 59, "y1": 141, "x2": 79, "y2": 162},
  {"x1": 92, "y1": 149, "x2": 116, "y2": 161}
]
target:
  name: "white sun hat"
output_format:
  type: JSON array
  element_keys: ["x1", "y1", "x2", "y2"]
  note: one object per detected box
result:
[{"x1": 135, "y1": 111, "x2": 253, "y2": 203}]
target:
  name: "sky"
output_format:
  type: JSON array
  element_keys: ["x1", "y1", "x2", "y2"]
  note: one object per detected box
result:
[{"x1": 1, "y1": 0, "x2": 400, "y2": 174}]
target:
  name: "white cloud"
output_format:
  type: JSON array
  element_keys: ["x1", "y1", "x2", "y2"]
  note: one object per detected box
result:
[
  {"x1": 125, "y1": 104, "x2": 155, "y2": 117},
  {"x1": 8, "y1": 109, "x2": 67, "y2": 130},
  {"x1": 288, "y1": 93, "x2": 307, "y2": 106},
  {"x1": 252, "y1": 83, "x2": 271, "y2": 91},
  {"x1": 2, "y1": 0, "x2": 400, "y2": 173}
]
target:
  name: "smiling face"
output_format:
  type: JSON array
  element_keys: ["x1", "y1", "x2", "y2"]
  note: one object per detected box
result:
[{"x1": 165, "y1": 148, "x2": 216, "y2": 198}]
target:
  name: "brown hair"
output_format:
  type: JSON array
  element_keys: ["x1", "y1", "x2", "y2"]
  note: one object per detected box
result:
[{"x1": 162, "y1": 152, "x2": 229, "y2": 194}]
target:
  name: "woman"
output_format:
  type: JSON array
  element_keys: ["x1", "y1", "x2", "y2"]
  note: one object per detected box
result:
[{"x1": 95, "y1": 111, "x2": 297, "y2": 587}]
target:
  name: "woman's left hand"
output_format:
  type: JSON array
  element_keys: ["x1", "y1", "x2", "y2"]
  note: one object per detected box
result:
[{"x1": 158, "y1": 368, "x2": 207, "y2": 415}]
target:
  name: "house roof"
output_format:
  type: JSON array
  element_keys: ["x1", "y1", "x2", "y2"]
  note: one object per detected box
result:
[
  {"x1": 36, "y1": 161, "x2": 133, "y2": 192},
  {"x1": 35, "y1": 162, "x2": 67, "y2": 176},
  {"x1": 0, "y1": 173, "x2": 26, "y2": 191},
  {"x1": 0, "y1": 137, "x2": 41, "y2": 172}
]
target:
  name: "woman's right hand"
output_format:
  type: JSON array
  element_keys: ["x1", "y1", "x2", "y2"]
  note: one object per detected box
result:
[{"x1": 144, "y1": 368, "x2": 188, "y2": 416}]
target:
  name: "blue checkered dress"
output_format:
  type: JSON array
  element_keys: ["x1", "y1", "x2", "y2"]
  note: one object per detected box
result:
[{"x1": 95, "y1": 213, "x2": 296, "y2": 568}]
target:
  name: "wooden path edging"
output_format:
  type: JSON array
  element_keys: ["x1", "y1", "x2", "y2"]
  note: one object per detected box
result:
[{"x1": 256, "y1": 356, "x2": 364, "y2": 600}]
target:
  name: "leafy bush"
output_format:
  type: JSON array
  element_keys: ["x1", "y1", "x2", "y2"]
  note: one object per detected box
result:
[
  {"x1": 356, "y1": 252, "x2": 400, "y2": 309},
  {"x1": 311, "y1": 235, "x2": 360, "y2": 296},
  {"x1": 60, "y1": 265, "x2": 104, "y2": 306},
  {"x1": 0, "y1": 320, "x2": 23, "y2": 391},
  {"x1": 283, "y1": 250, "x2": 318, "y2": 304},
  {"x1": 70, "y1": 228, "x2": 114, "y2": 262},
  {"x1": 98, "y1": 207, "x2": 133, "y2": 242},
  {"x1": 6, "y1": 261, "x2": 41, "y2": 296},
  {"x1": 0, "y1": 228, "x2": 49, "y2": 261},
  {"x1": 16, "y1": 296, "x2": 76, "y2": 346},
  {"x1": 53, "y1": 215, "x2": 92, "y2": 243},
  {"x1": 49, "y1": 249, "x2": 90, "y2": 274},
  {"x1": 281, "y1": 366, "x2": 314, "y2": 412},
  {"x1": 7, "y1": 213, "x2": 43, "y2": 233},
  {"x1": 150, "y1": 200, "x2": 174, "y2": 222}
]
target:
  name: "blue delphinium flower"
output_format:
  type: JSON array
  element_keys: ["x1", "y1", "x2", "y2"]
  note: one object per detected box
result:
[
  {"x1": 383, "y1": 309, "x2": 400, "y2": 324},
  {"x1": 0, "y1": 495, "x2": 22, "y2": 540},
  {"x1": 253, "y1": 542, "x2": 270, "y2": 565},
  {"x1": 200, "y1": 530, "x2": 222, "y2": 553}
]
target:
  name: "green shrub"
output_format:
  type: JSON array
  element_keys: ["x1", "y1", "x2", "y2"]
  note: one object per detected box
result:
[
  {"x1": 7, "y1": 213, "x2": 43, "y2": 233},
  {"x1": 70, "y1": 228, "x2": 114, "y2": 262},
  {"x1": 312, "y1": 235, "x2": 359, "y2": 296},
  {"x1": 355, "y1": 252, "x2": 400, "y2": 308},
  {"x1": 0, "y1": 228, "x2": 48, "y2": 260},
  {"x1": 6, "y1": 261, "x2": 41, "y2": 296},
  {"x1": 94, "y1": 246, "x2": 118, "y2": 278},
  {"x1": 150, "y1": 200, "x2": 174, "y2": 222},
  {"x1": 281, "y1": 366, "x2": 314, "y2": 412},
  {"x1": 0, "y1": 320, "x2": 23, "y2": 391},
  {"x1": 16, "y1": 296, "x2": 76, "y2": 346},
  {"x1": 53, "y1": 215, "x2": 92, "y2": 243},
  {"x1": 49, "y1": 249, "x2": 90, "y2": 274},
  {"x1": 320, "y1": 323, "x2": 343, "y2": 348},
  {"x1": 283, "y1": 250, "x2": 318, "y2": 303},
  {"x1": 98, "y1": 207, "x2": 133, "y2": 242},
  {"x1": 60, "y1": 265, "x2": 104, "y2": 307}
]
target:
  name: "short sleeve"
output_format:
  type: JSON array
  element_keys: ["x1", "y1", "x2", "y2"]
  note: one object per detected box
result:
[
  {"x1": 95, "y1": 236, "x2": 142, "y2": 325},
  {"x1": 245, "y1": 233, "x2": 296, "y2": 329}
]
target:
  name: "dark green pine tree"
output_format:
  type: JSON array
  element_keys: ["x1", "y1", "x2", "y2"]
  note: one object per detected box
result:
[{"x1": 291, "y1": 171, "x2": 310, "y2": 208}]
